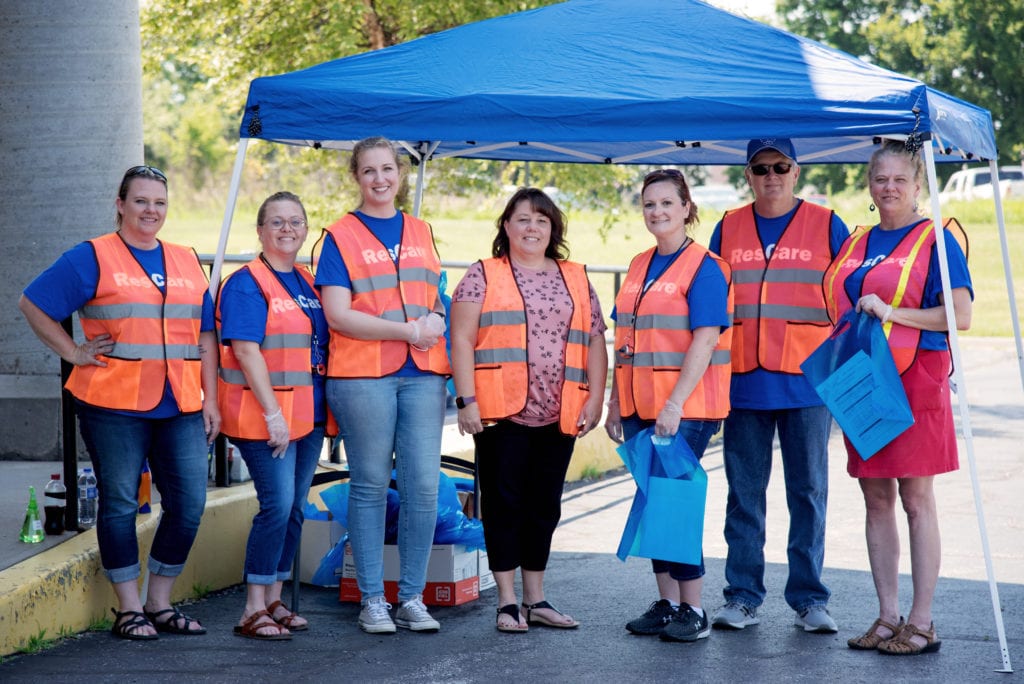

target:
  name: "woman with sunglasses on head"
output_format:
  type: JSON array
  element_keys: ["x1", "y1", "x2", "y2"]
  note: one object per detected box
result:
[
  {"x1": 824, "y1": 140, "x2": 972, "y2": 655},
  {"x1": 313, "y1": 137, "x2": 450, "y2": 634},
  {"x1": 606, "y1": 169, "x2": 733, "y2": 643},
  {"x1": 19, "y1": 165, "x2": 219, "y2": 640},
  {"x1": 450, "y1": 187, "x2": 607, "y2": 633},
  {"x1": 217, "y1": 192, "x2": 332, "y2": 640}
]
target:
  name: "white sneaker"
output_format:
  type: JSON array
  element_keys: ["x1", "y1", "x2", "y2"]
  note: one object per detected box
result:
[
  {"x1": 395, "y1": 595, "x2": 440, "y2": 632},
  {"x1": 358, "y1": 596, "x2": 396, "y2": 634},
  {"x1": 795, "y1": 606, "x2": 838, "y2": 633},
  {"x1": 711, "y1": 602, "x2": 760, "y2": 630}
]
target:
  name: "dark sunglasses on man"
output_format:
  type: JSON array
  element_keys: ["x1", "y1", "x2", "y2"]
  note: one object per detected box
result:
[{"x1": 749, "y1": 162, "x2": 793, "y2": 176}]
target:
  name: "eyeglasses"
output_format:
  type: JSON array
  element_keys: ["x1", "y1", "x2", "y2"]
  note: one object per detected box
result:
[
  {"x1": 749, "y1": 162, "x2": 793, "y2": 176},
  {"x1": 644, "y1": 169, "x2": 684, "y2": 183},
  {"x1": 262, "y1": 217, "x2": 307, "y2": 230},
  {"x1": 125, "y1": 165, "x2": 167, "y2": 181}
]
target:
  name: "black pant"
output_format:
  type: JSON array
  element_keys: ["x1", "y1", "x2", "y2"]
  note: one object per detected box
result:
[{"x1": 474, "y1": 420, "x2": 576, "y2": 572}]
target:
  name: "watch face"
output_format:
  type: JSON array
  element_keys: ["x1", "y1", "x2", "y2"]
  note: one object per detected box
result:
[{"x1": 456, "y1": 396, "x2": 466, "y2": 409}]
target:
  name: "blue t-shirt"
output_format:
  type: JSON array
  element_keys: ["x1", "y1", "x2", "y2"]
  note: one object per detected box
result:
[
  {"x1": 314, "y1": 211, "x2": 423, "y2": 376},
  {"x1": 23, "y1": 239, "x2": 216, "y2": 418},
  {"x1": 841, "y1": 223, "x2": 973, "y2": 351},
  {"x1": 219, "y1": 264, "x2": 330, "y2": 423},
  {"x1": 709, "y1": 200, "x2": 850, "y2": 409}
]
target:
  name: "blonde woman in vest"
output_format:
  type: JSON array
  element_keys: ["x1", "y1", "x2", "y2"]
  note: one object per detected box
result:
[
  {"x1": 314, "y1": 137, "x2": 449, "y2": 634},
  {"x1": 218, "y1": 192, "x2": 330, "y2": 640},
  {"x1": 19, "y1": 166, "x2": 219, "y2": 640},
  {"x1": 450, "y1": 187, "x2": 607, "y2": 633},
  {"x1": 605, "y1": 169, "x2": 733, "y2": 643},
  {"x1": 824, "y1": 140, "x2": 972, "y2": 655}
]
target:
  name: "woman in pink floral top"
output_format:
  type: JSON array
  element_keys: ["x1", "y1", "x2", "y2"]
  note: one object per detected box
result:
[{"x1": 450, "y1": 188, "x2": 607, "y2": 633}]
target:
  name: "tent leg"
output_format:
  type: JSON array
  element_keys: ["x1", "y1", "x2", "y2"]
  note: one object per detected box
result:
[
  {"x1": 924, "y1": 146, "x2": 1013, "y2": 673},
  {"x1": 209, "y1": 138, "x2": 250, "y2": 296},
  {"x1": 413, "y1": 154, "x2": 427, "y2": 217},
  {"x1": 987, "y1": 159, "x2": 1024, "y2": 393}
]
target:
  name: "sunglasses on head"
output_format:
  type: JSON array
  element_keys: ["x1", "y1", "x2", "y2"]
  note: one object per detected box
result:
[
  {"x1": 125, "y1": 165, "x2": 167, "y2": 181},
  {"x1": 644, "y1": 169, "x2": 684, "y2": 183},
  {"x1": 749, "y1": 162, "x2": 792, "y2": 176}
]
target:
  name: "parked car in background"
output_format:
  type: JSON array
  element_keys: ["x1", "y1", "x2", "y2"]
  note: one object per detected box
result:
[
  {"x1": 939, "y1": 166, "x2": 1024, "y2": 202},
  {"x1": 690, "y1": 183, "x2": 743, "y2": 211}
]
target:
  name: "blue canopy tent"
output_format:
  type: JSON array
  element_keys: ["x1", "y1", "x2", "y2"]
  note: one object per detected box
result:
[{"x1": 215, "y1": 0, "x2": 1015, "y2": 670}]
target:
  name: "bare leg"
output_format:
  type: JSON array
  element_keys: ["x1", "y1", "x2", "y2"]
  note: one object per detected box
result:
[
  {"x1": 144, "y1": 574, "x2": 205, "y2": 633},
  {"x1": 267, "y1": 580, "x2": 306, "y2": 629},
  {"x1": 523, "y1": 568, "x2": 576, "y2": 626},
  {"x1": 655, "y1": 571, "x2": 680, "y2": 604},
  {"x1": 899, "y1": 476, "x2": 940, "y2": 648},
  {"x1": 494, "y1": 569, "x2": 525, "y2": 629},
  {"x1": 238, "y1": 582, "x2": 287, "y2": 636},
  {"x1": 859, "y1": 478, "x2": 902, "y2": 640},
  {"x1": 679, "y1": 577, "x2": 703, "y2": 610},
  {"x1": 111, "y1": 579, "x2": 156, "y2": 637}
]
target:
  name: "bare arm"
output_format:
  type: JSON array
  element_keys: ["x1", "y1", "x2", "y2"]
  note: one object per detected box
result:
[
  {"x1": 857, "y1": 288, "x2": 972, "y2": 332},
  {"x1": 18, "y1": 294, "x2": 113, "y2": 366},
  {"x1": 450, "y1": 300, "x2": 484, "y2": 435},
  {"x1": 655, "y1": 326, "x2": 720, "y2": 437},
  {"x1": 320, "y1": 284, "x2": 425, "y2": 343},
  {"x1": 198, "y1": 329, "x2": 221, "y2": 443}
]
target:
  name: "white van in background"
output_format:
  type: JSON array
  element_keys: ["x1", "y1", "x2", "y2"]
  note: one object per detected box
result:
[{"x1": 939, "y1": 166, "x2": 1024, "y2": 202}]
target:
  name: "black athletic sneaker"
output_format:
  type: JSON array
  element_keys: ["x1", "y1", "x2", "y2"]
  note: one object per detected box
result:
[
  {"x1": 626, "y1": 599, "x2": 678, "y2": 635},
  {"x1": 659, "y1": 603, "x2": 711, "y2": 642}
]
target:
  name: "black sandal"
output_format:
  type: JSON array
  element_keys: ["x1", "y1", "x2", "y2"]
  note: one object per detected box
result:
[
  {"x1": 144, "y1": 606, "x2": 207, "y2": 635},
  {"x1": 522, "y1": 600, "x2": 580, "y2": 629},
  {"x1": 110, "y1": 608, "x2": 159, "y2": 641},
  {"x1": 496, "y1": 604, "x2": 528, "y2": 633}
]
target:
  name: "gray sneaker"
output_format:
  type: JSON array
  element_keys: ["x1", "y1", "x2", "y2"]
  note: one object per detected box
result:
[
  {"x1": 395, "y1": 595, "x2": 441, "y2": 632},
  {"x1": 795, "y1": 606, "x2": 838, "y2": 633},
  {"x1": 358, "y1": 596, "x2": 396, "y2": 634},
  {"x1": 711, "y1": 602, "x2": 760, "y2": 630}
]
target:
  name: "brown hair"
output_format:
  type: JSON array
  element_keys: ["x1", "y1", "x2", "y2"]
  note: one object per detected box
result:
[
  {"x1": 492, "y1": 187, "x2": 570, "y2": 260},
  {"x1": 116, "y1": 165, "x2": 167, "y2": 227},
  {"x1": 641, "y1": 169, "x2": 700, "y2": 227},
  {"x1": 257, "y1": 191, "x2": 307, "y2": 226}
]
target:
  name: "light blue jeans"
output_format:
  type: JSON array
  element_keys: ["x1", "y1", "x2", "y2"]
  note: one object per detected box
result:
[
  {"x1": 327, "y1": 374, "x2": 446, "y2": 603},
  {"x1": 236, "y1": 425, "x2": 325, "y2": 585},
  {"x1": 721, "y1": 406, "x2": 832, "y2": 612}
]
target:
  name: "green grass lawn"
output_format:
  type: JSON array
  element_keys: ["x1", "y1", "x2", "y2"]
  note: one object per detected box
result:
[{"x1": 165, "y1": 194, "x2": 1024, "y2": 337}]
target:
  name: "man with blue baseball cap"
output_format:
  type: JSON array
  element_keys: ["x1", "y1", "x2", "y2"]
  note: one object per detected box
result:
[{"x1": 708, "y1": 138, "x2": 849, "y2": 634}]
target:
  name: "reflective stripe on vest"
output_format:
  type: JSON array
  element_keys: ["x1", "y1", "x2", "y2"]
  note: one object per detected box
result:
[
  {"x1": 316, "y1": 213, "x2": 451, "y2": 378},
  {"x1": 719, "y1": 201, "x2": 835, "y2": 374},
  {"x1": 614, "y1": 244, "x2": 733, "y2": 421},
  {"x1": 474, "y1": 257, "x2": 593, "y2": 436},
  {"x1": 64, "y1": 233, "x2": 207, "y2": 412},
  {"x1": 824, "y1": 219, "x2": 938, "y2": 374},
  {"x1": 216, "y1": 258, "x2": 318, "y2": 440}
]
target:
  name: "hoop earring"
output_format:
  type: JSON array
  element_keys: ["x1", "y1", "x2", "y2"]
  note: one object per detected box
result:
[{"x1": 869, "y1": 202, "x2": 876, "y2": 212}]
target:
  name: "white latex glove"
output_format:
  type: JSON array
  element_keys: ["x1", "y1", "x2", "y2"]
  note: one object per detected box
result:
[
  {"x1": 410, "y1": 314, "x2": 442, "y2": 350},
  {"x1": 264, "y1": 408, "x2": 290, "y2": 457}
]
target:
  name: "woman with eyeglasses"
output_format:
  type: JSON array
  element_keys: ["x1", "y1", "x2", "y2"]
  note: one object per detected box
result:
[
  {"x1": 217, "y1": 191, "x2": 331, "y2": 640},
  {"x1": 605, "y1": 169, "x2": 733, "y2": 643},
  {"x1": 313, "y1": 136, "x2": 450, "y2": 634},
  {"x1": 450, "y1": 187, "x2": 607, "y2": 633},
  {"x1": 19, "y1": 165, "x2": 219, "y2": 640},
  {"x1": 824, "y1": 140, "x2": 972, "y2": 655}
]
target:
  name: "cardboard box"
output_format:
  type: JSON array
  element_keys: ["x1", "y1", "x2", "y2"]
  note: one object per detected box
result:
[
  {"x1": 339, "y1": 543, "x2": 492, "y2": 606},
  {"x1": 298, "y1": 514, "x2": 346, "y2": 586}
]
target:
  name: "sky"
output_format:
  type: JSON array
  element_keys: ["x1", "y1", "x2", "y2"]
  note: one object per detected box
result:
[{"x1": 707, "y1": 0, "x2": 777, "y2": 20}]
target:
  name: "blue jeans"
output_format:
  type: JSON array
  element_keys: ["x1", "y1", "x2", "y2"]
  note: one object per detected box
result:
[
  {"x1": 76, "y1": 404, "x2": 208, "y2": 584},
  {"x1": 721, "y1": 406, "x2": 832, "y2": 611},
  {"x1": 327, "y1": 374, "x2": 446, "y2": 603},
  {"x1": 622, "y1": 416, "x2": 720, "y2": 582},
  {"x1": 236, "y1": 425, "x2": 325, "y2": 585}
]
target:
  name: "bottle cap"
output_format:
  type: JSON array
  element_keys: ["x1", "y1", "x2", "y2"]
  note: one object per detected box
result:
[{"x1": 51, "y1": 473, "x2": 60, "y2": 479}]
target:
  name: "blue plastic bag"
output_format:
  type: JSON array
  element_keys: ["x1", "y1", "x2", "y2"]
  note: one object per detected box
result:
[
  {"x1": 801, "y1": 310, "x2": 915, "y2": 459},
  {"x1": 616, "y1": 427, "x2": 707, "y2": 565}
]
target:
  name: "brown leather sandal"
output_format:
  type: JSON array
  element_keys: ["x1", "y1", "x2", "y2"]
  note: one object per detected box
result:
[
  {"x1": 267, "y1": 600, "x2": 308, "y2": 632},
  {"x1": 847, "y1": 616, "x2": 904, "y2": 650},
  {"x1": 878, "y1": 621, "x2": 941, "y2": 655},
  {"x1": 233, "y1": 609, "x2": 292, "y2": 641}
]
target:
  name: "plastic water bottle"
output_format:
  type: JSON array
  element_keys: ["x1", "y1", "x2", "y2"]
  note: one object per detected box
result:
[
  {"x1": 77, "y1": 468, "x2": 98, "y2": 528},
  {"x1": 43, "y1": 473, "x2": 67, "y2": 535},
  {"x1": 20, "y1": 486, "x2": 45, "y2": 543}
]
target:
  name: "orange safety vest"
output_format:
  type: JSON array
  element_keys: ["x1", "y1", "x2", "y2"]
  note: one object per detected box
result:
[
  {"x1": 217, "y1": 258, "x2": 319, "y2": 441},
  {"x1": 65, "y1": 232, "x2": 207, "y2": 412},
  {"x1": 614, "y1": 244, "x2": 733, "y2": 421},
  {"x1": 719, "y1": 201, "x2": 836, "y2": 374},
  {"x1": 824, "y1": 219, "x2": 946, "y2": 374},
  {"x1": 315, "y1": 212, "x2": 451, "y2": 378},
  {"x1": 473, "y1": 258, "x2": 594, "y2": 436}
]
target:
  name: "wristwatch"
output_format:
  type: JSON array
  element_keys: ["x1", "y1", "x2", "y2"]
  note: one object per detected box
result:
[{"x1": 455, "y1": 395, "x2": 476, "y2": 409}]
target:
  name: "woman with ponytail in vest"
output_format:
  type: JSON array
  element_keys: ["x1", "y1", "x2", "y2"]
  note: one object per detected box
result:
[
  {"x1": 314, "y1": 137, "x2": 450, "y2": 634},
  {"x1": 824, "y1": 140, "x2": 972, "y2": 656},
  {"x1": 218, "y1": 192, "x2": 330, "y2": 640},
  {"x1": 605, "y1": 169, "x2": 734, "y2": 643},
  {"x1": 450, "y1": 187, "x2": 607, "y2": 633},
  {"x1": 19, "y1": 166, "x2": 219, "y2": 640}
]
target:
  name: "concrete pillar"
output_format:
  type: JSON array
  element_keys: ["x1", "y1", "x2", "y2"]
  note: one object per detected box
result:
[{"x1": 0, "y1": 1, "x2": 143, "y2": 459}]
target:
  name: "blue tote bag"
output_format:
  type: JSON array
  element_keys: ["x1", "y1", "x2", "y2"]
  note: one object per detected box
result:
[{"x1": 801, "y1": 310, "x2": 914, "y2": 459}]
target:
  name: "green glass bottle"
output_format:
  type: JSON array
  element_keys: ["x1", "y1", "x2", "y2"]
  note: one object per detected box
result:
[{"x1": 20, "y1": 486, "x2": 45, "y2": 543}]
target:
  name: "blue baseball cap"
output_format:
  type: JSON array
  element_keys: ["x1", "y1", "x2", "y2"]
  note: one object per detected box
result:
[{"x1": 746, "y1": 138, "x2": 797, "y2": 163}]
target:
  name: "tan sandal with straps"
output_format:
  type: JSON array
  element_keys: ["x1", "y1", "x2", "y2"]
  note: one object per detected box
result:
[
  {"x1": 847, "y1": 616, "x2": 904, "y2": 650},
  {"x1": 878, "y1": 621, "x2": 942, "y2": 655}
]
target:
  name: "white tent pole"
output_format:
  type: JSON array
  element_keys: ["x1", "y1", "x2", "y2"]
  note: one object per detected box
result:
[
  {"x1": 412, "y1": 154, "x2": 427, "y2": 218},
  {"x1": 209, "y1": 138, "x2": 249, "y2": 297},
  {"x1": 924, "y1": 144, "x2": 1013, "y2": 673},
  {"x1": 987, "y1": 159, "x2": 1024, "y2": 391}
]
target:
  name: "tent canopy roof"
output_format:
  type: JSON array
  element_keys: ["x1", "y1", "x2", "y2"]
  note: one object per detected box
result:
[{"x1": 239, "y1": 0, "x2": 996, "y2": 165}]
